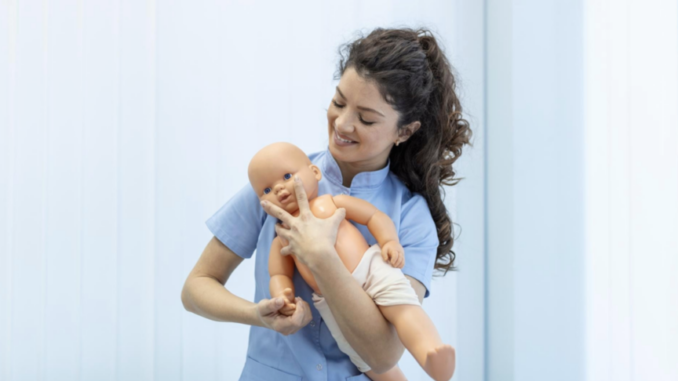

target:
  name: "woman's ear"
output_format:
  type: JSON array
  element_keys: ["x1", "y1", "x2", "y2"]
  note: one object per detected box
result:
[
  {"x1": 310, "y1": 164, "x2": 322, "y2": 181},
  {"x1": 397, "y1": 121, "x2": 421, "y2": 144}
]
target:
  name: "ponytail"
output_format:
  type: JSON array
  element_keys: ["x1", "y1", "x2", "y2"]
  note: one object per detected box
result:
[{"x1": 338, "y1": 28, "x2": 472, "y2": 274}]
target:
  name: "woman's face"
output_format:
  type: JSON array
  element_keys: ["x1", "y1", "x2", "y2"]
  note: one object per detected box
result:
[{"x1": 326, "y1": 67, "x2": 402, "y2": 171}]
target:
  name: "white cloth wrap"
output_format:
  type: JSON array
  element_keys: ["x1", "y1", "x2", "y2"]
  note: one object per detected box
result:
[{"x1": 311, "y1": 244, "x2": 420, "y2": 372}]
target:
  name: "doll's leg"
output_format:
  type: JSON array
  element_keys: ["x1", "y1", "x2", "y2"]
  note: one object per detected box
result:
[
  {"x1": 378, "y1": 304, "x2": 455, "y2": 381},
  {"x1": 364, "y1": 366, "x2": 408, "y2": 381}
]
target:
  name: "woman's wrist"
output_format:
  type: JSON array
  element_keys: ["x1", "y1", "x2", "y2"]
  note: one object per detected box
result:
[{"x1": 305, "y1": 246, "x2": 341, "y2": 274}]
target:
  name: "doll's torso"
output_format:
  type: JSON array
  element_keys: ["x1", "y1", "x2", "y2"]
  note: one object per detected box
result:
[{"x1": 291, "y1": 194, "x2": 371, "y2": 295}]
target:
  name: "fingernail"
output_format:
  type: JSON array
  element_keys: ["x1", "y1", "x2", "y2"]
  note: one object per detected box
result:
[
  {"x1": 294, "y1": 175, "x2": 299, "y2": 181},
  {"x1": 261, "y1": 201, "x2": 267, "y2": 207}
]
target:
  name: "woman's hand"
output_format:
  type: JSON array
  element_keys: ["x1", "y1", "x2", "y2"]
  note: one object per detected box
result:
[
  {"x1": 260, "y1": 175, "x2": 346, "y2": 269},
  {"x1": 274, "y1": 288, "x2": 297, "y2": 316},
  {"x1": 255, "y1": 295, "x2": 312, "y2": 336}
]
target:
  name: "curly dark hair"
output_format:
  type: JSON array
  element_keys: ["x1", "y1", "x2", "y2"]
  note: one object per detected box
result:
[{"x1": 336, "y1": 27, "x2": 472, "y2": 274}]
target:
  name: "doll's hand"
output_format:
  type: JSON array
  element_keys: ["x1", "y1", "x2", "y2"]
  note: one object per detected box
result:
[
  {"x1": 276, "y1": 288, "x2": 297, "y2": 316},
  {"x1": 381, "y1": 241, "x2": 405, "y2": 268},
  {"x1": 256, "y1": 295, "x2": 312, "y2": 336}
]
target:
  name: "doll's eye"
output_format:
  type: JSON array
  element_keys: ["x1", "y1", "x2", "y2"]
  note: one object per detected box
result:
[
  {"x1": 284, "y1": 173, "x2": 292, "y2": 180},
  {"x1": 264, "y1": 188, "x2": 271, "y2": 194}
]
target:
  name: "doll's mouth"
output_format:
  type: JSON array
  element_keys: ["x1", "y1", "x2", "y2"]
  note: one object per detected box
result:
[{"x1": 279, "y1": 194, "x2": 291, "y2": 204}]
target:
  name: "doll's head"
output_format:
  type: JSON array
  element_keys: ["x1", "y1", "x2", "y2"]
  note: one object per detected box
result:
[{"x1": 248, "y1": 142, "x2": 322, "y2": 215}]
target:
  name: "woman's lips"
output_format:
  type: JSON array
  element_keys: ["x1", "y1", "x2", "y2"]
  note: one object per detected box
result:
[{"x1": 333, "y1": 129, "x2": 357, "y2": 147}]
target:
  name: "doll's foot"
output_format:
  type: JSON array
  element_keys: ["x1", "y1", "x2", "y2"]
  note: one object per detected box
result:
[{"x1": 423, "y1": 344, "x2": 455, "y2": 381}]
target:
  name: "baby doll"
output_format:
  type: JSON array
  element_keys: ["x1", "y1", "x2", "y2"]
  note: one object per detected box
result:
[{"x1": 248, "y1": 142, "x2": 455, "y2": 381}]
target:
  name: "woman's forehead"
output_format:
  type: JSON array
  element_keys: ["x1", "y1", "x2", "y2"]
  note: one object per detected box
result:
[{"x1": 339, "y1": 68, "x2": 382, "y2": 100}]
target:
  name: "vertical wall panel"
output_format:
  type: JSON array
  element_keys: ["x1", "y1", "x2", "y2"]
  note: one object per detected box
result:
[
  {"x1": 118, "y1": 0, "x2": 156, "y2": 379},
  {"x1": 10, "y1": 1, "x2": 48, "y2": 379},
  {"x1": 0, "y1": 0, "x2": 12, "y2": 380},
  {"x1": 583, "y1": 1, "x2": 613, "y2": 380},
  {"x1": 287, "y1": 0, "x2": 325, "y2": 153},
  {"x1": 486, "y1": 0, "x2": 514, "y2": 379},
  {"x1": 628, "y1": 1, "x2": 678, "y2": 380},
  {"x1": 606, "y1": 1, "x2": 632, "y2": 380},
  {"x1": 43, "y1": 1, "x2": 82, "y2": 379},
  {"x1": 177, "y1": 1, "x2": 221, "y2": 380},
  {"x1": 451, "y1": 0, "x2": 486, "y2": 379},
  {"x1": 80, "y1": 0, "x2": 119, "y2": 379},
  {"x1": 154, "y1": 0, "x2": 185, "y2": 379},
  {"x1": 512, "y1": 0, "x2": 585, "y2": 377},
  {"x1": 585, "y1": 1, "x2": 678, "y2": 381},
  {"x1": 487, "y1": 0, "x2": 585, "y2": 380}
]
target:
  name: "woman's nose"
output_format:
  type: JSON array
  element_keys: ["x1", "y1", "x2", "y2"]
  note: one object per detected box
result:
[{"x1": 335, "y1": 113, "x2": 355, "y2": 134}]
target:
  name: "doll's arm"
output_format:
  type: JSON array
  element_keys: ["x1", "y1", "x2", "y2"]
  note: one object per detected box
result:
[
  {"x1": 269, "y1": 236, "x2": 297, "y2": 316},
  {"x1": 332, "y1": 195, "x2": 405, "y2": 268}
]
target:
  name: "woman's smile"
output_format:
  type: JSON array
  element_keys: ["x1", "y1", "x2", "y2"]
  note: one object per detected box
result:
[{"x1": 333, "y1": 129, "x2": 358, "y2": 146}]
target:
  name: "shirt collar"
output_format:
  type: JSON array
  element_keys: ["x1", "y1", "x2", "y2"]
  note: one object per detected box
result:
[{"x1": 320, "y1": 147, "x2": 391, "y2": 190}]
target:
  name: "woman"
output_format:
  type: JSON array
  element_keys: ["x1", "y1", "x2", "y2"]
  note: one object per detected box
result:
[{"x1": 181, "y1": 27, "x2": 471, "y2": 381}]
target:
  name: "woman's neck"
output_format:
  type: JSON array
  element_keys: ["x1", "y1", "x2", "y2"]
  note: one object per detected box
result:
[{"x1": 334, "y1": 156, "x2": 388, "y2": 188}]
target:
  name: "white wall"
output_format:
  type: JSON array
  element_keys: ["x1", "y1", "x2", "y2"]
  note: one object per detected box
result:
[
  {"x1": 483, "y1": 0, "x2": 678, "y2": 380},
  {"x1": 0, "y1": 1, "x2": 486, "y2": 380},
  {"x1": 486, "y1": 0, "x2": 585, "y2": 380},
  {"x1": 584, "y1": 1, "x2": 678, "y2": 381}
]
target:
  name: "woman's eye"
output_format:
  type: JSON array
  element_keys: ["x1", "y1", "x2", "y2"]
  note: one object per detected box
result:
[
  {"x1": 332, "y1": 100, "x2": 345, "y2": 108},
  {"x1": 264, "y1": 188, "x2": 271, "y2": 194},
  {"x1": 284, "y1": 173, "x2": 292, "y2": 180},
  {"x1": 360, "y1": 117, "x2": 375, "y2": 126}
]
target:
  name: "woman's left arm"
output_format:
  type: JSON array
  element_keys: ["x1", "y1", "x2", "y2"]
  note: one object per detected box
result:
[
  {"x1": 261, "y1": 176, "x2": 414, "y2": 372},
  {"x1": 311, "y1": 256, "x2": 427, "y2": 372}
]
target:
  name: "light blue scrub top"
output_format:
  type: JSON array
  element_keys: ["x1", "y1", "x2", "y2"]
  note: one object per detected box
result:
[{"x1": 206, "y1": 148, "x2": 439, "y2": 381}]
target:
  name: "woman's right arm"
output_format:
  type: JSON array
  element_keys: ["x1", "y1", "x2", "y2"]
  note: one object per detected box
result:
[
  {"x1": 181, "y1": 236, "x2": 257, "y2": 324},
  {"x1": 181, "y1": 236, "x2": 313, "y2": 334}
]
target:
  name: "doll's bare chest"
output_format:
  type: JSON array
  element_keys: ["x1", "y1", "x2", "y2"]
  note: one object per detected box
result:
[{"x1": 309, "y1": 194, "x2": 337, "y2": 219}]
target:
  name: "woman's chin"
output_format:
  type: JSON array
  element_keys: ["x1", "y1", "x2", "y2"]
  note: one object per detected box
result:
[{"x1": 329, "y1": 141, "x2": 353, "y2": 158}]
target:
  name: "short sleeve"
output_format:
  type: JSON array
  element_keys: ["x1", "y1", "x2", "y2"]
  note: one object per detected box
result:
[
  {"x1": 399, "y1": 193, "x2": 439, "y2": 298},
  {"x1": 205, "y1": 183, "x2": 267, "y2": 259}
]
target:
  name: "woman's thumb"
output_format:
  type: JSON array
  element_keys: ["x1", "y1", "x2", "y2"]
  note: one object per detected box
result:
[
  {"x1": 331, "y1": 207, "x2": 346, "y2": 226},
  {"x1": 260, "y1": 297, "x2": 284, "y2": 314}
]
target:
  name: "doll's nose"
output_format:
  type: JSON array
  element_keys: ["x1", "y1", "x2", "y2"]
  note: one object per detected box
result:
[{"x1": 274, "y1": 183, "x2": 285, "y2": 194}]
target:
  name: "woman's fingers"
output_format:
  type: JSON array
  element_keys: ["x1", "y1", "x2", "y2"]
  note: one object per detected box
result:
[
  {"x1": 280, "y1": 245, "x2": 293, "y2": 256},
  {"x1": 274, "y1": 224, "x2": 291, "y2": 240},
  {"x1": 261, "y1": 200, "x2": 293, "y2": 226},
  {"x1": 291, "y1": 297, "x2": 312, "y2": 327},
  {"x1": 260, "y1": 297, "x2": 284, "y2": 314},
  {"x1": 329, "y1": 207, "x2": 346, "y2": 228},
  {"x1": 293, "y1": 176, "x2": 311, "y2": 213}
]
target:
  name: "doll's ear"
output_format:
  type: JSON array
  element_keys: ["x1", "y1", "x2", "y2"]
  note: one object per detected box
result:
[{"x1": 310, "y1": 164, "x2": 322, "y2": 181}]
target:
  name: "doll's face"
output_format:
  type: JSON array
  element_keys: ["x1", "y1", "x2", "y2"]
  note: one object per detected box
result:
[{"x1": 248, "y1": 143, "x2": 322, "y2": 215}]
